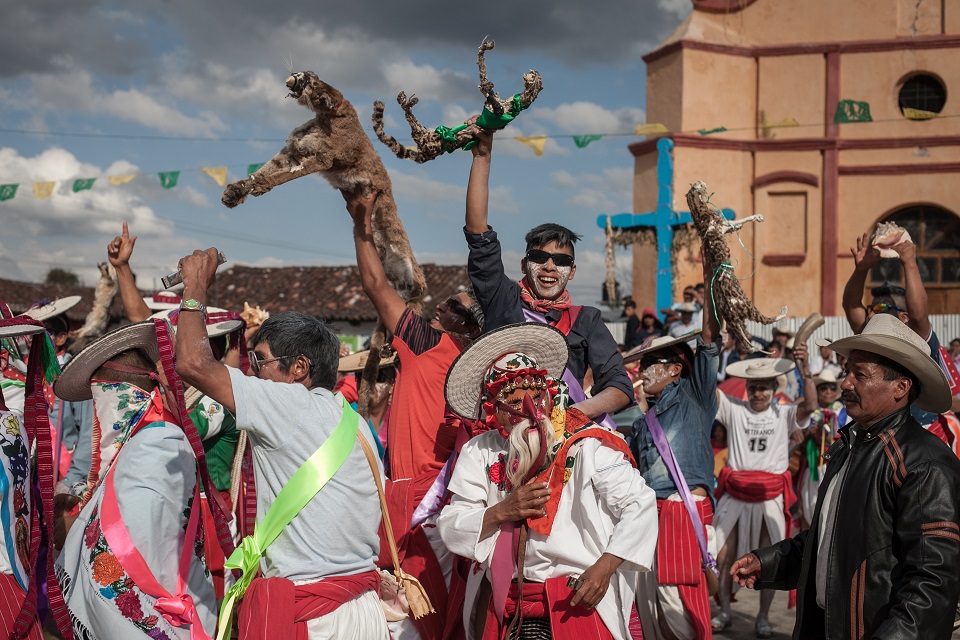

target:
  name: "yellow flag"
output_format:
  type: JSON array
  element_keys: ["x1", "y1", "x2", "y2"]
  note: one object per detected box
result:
[
  {"x1": 202, "y1": 166, "x2": 228, "y2": 186},
  {"x1": 108, "y1": 174, "x2": 137, "y2": 186},
  {"x1": 515, "y1": 136, "x2": 547, "y2": 156},
  {"x1": 765, "y1": 117, "x2": 799, "y2": 129},
  {"x1": 902, "y1": 108, "x2": 939, "y2": 121},
  {"x1": 634, "y1": 123, "x2": 668, "y2": 136},
  {"x1": 33, "y1": 182, "x2": 55, "y2": 199}
]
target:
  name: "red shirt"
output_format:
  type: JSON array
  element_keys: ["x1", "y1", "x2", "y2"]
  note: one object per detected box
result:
[{"x1": 388, "y1": 310, "x2": 465, "y2": 480}]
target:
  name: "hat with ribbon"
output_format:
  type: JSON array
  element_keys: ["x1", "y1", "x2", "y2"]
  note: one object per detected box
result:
[
  {"x1": 143, "y1": 291, "x2": 182, "y2": 311},
  {"x1": 22, "y1": 296, "x2": 82, "y2": 323},
  {"x1": 724, "y1": 357, "x2": 797, "y2": 380},
  {"x1": 623, "y1": 331, "x2": 699, "y2": 366}
]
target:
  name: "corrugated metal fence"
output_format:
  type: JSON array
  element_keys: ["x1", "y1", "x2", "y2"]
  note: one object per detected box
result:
[{"x1": 605, "y1": 315, "x2": 960, "y2": 349}]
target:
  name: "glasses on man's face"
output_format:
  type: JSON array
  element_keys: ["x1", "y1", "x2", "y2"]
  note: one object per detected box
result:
[
  {"x1": 870, "y1": 302, "x2": 904, "y2": 315},
  {"x1": 525, "y1": 249, "x2": 575, "y2": 268},
  {"x1": 817, "y1": 384, "x2": 838, "y2": 392},
  {"x1": 443, "y1": 297, "x2": 470, "y2": 319},
  {"x1": 250, "y1": 352, "x2": 299, "y2": 376}
]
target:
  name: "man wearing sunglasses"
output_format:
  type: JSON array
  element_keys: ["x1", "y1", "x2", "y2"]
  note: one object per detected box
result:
[{"x1": 463, "y1": 124, "x2": 633, "y2": 423}]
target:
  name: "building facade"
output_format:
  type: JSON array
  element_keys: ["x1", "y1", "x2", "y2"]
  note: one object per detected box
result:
[{"x1": 622, "y1": 0, "x2": 960, "y2": 316}]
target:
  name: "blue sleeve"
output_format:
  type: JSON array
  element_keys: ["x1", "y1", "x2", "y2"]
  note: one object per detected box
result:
[
  {"x1": 464, "y1": 226, "x2": 524, "y2": 332},
  {"x1": 63, "y1": 400, "x2": 93, "y2": 486},
  {"x1": 689, "y1": 335, "x2": 721, "y2": 408}
]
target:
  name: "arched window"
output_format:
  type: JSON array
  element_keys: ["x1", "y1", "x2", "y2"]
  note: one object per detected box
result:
[{"x1": 868, "y1": 205, "x2": 960, "y2": 288}]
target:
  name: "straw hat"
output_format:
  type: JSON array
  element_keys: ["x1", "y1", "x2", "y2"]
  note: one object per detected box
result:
[
  {"x1": 772, "y1": 325, "x2": 795, "y2": 338},
  {"x1": 817, "y1": 313, "x2": 950, "y2": 413},
  {"x1": 54, "y1": 321, "x2": 161, "y2": 402},
  {"x1": 143, "y1": 291, "x2": 182, "y2": 311},
  {"x1": 445, "y1": 323, "x2": 568, "y2": 420},
  {"x1": 677, "y1": 302, "x2": 697, "y2": 314},
  {"x1": 149, "y1": 308, "x2": 243, "y2": 338},
  {"x1": 623, "y1": 332, "x2": 699, "y2": 365},
  {"x1": 22, "y1": 296, "x2": 81, "y2": 322},
  {"x1": 725, "y1": 357, "x2": 797, "y2": 380},
  {"x1": 338, "y1": 349, "x2": 398, "y2": 373},
  {"x1": 812, "y1": 367, "x2": 841, "y2": 388},
  {"x1": 0, "y1": 322, "x2": 45, "y2": 340}
]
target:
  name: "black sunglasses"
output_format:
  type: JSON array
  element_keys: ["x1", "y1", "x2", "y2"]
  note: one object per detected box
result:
[
  {"x1": 639, "y1": 357, "x2": 677, "y2": 370},
  {"x1": 817, "y1": 383, "x2": 838, "y2": 391},
  {"x1": 525, "y1": 249, "x2": 575, "y2": 268}
]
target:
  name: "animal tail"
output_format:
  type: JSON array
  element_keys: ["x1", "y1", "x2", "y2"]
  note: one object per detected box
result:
[
  {"x1": 357, "y1": 320, "x2": 387, "y2": 419},
  {"x1": 372, "y1": 100, "x2": 419, "y2": 161},
  {"x1": 69, "y1": 263, "x2": 118, "y2": 354}
]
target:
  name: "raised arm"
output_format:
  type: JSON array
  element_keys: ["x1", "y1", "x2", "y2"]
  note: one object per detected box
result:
[
  {"x1": 701, "y1": 253, "x2": 721, "y2": 345},
  {"x1": 842, "y1": 232, "x2": 880, "y2": 334},
  {"x1": 107, "y1": 222, "x2": 152, "y2": 323},
  {"x1": 346, "y1": 190, "x2": 407, "y2": 336},
  {"x1": 791, "y1": 342, "x2": 818, "y2": 424},
  {"x1": 465, "y1": 120, "x2": 493, "y2": 235},
  {"x1": 175, "y1": 248, "x2": 235, "y2": 416},
  {"x1": 892, "y1": 240, "x2": 931, "y2": 340}
]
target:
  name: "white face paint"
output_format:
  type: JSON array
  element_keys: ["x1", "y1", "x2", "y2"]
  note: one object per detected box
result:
[{"x1": 526, "y1": 261, "x2": 572, "y2": 300}]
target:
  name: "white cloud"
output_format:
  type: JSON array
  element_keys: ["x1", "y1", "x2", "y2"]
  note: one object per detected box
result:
[
  {"x1": 550, "y1": 166, "x2": 633, "y2": 213},
  {"x1": 532, "y1": 101, "x2": 646, "y2": 135},
  {"x1": 390, "y1": 168, "x2": 519, "y2": 214}
]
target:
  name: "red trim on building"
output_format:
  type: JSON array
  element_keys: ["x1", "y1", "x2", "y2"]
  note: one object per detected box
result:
[
  {"x1": 821, "y1": 52, "x2": 841, "y2": 316},
  {"x1": 692, "y1": 0, "x2": 759, "y2": 13},
  {"x1": 629, "y1": 134, "x2": 960, "y2": 158},
  {"x1": 753, "y1": 172, "x2": 820, "y2": 190},
  {"x1": 643, "y1": 34, "x2": 960, "y2": 64},
  {"x1": 761, "y1": 254, "x2": 806, "y2": 267},
  {"x1": 839, "y1": 162, "x2": 960, "y2": 176}
]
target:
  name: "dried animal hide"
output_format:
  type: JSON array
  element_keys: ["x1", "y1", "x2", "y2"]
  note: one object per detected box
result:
[
  {"x1": 372, "y1": 39, "x2": 543, "y2": 163},
  {"x1": 69, "y1": 263, "x2": 118, "y2": 355},
  {"x1": 685, "y1": 181, "x2": 786, "y2": 352},
  {"x1": 220, "y1": 72, "x2": 427, "y2": 417}
]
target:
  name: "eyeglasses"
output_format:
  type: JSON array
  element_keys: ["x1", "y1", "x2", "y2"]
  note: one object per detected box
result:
[
  {"x1": 817, "y1": 384, "x2": 838, "y2": 391},
  {"x1": 250, "y1": 352, "x2": 310, "y2": 376},
  {"x1": 525, "y1": 249, "x2": 575, "y2": 268},
  {"x1": 443, "y1": 297, "x2": 470, "y2": 318},
  {"x1": 870, "y1": 302, "x2": 904, "y2": 315}
]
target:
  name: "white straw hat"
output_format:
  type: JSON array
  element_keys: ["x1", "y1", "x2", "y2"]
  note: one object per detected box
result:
[
  {"x1": 149, "y1": 308, "x2": 243, "y2": 338},
  {"x1": 445, "y1": 323, "x2": 568, "y2": 420},
  {"x1": 143, "y1": 291, "x2": 182, "y2": 311},
  {"x1": 22, "y1": 296, "x2": 82, "y2": 322},
  {"x1": 817, "y1": 313, "x2": 950, "y2": 413},
  {"x1": 725, "y1": 357, "x2": 797, "y2": 380},
  {"x1": 0, "y1": 322, "x2": 45, "y2": 340},
  {"x1": 623, "y1": 332, "x2": 699, "y2": 365}
]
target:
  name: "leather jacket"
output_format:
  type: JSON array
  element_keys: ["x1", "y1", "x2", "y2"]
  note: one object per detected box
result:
[{"x1": 754, "y1": 406, "x2": 960, "y2": 640}]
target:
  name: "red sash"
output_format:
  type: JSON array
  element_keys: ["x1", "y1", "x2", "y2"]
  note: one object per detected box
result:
[
  {"x1": 238, "y1": 571, "x2": 380, "y2": 640},
  {"x1": 715, "y1": 468, "x2": 796, "y2": 538}
]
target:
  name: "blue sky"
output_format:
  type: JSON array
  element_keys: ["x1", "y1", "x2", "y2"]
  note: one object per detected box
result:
[{"x1": 0, "y1": 0, "x2": 690, "y2": 305}]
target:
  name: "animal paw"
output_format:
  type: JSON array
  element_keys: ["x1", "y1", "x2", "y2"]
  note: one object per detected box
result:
[
  {"x1": 221, "y1": 182, "x2": 249, "y2": 208},
  {"x1": 397, "y1": 92, "x2": 419, "y2": 109}
]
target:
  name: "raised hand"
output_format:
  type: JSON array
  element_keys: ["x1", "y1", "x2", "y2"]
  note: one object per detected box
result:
[
  {"x1": 851, "y1": 232, "x2": 880, "y2": 272},
  {"x1": 107, "y1": 222, "x2": 137, "y2": 268}
]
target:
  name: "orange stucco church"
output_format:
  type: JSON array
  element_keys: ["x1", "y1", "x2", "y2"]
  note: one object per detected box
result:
[{"x1": 620, "y1": 0, "x2": 960, "y2": 316}]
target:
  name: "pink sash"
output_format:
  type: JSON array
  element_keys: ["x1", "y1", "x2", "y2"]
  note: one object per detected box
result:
[{"x1": 100, "y1": 433, "x2": 210, "y2": 640}]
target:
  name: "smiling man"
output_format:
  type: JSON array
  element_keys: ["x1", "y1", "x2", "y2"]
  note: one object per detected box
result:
[{"x1": 463, "y1": 125, "x2": 632, "y2": 422}]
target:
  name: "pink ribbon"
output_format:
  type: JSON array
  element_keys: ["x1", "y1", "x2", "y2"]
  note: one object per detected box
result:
[
  {"x1": 156, "y1": 593, "x2": 200, "y2": 627},
  {"x1": 490, "y1": 521, "x2": 518, "y2": 620}
]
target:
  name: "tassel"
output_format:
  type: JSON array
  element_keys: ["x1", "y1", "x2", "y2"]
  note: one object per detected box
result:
[{"x1": 397, "y1": 569, "x2": 435, "y2": 619}]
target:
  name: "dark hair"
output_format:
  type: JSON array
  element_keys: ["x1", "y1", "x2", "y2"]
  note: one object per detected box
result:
[
  {"x1": 874, "y1": 353, "x2": 921, "y2": 404},
  {"x1": 251, "y1": 312, "x2": 339, "y2": 390},
  {"x1": 624, "y1": 301, "x2": 637, "y2": 310},
  {"x1": 870, "y1": 283, "x2": 906, "y2": 297},
  {"x1": 43, "y1": 314, "x2": 70, "y2": 335},
  {"x1": 524, "y1": 224, "x2": 582, "y2": 256},
  {"x1": 460, "y1": 286, "x2": 484, "y2": 331},
  {"x1": 92, "y1": 348, "x2": 159, "y2": 391}
]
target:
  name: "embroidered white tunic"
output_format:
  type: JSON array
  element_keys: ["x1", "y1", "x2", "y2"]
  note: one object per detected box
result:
[{"x1": 437, "y1": 430, "x2": 659, "y2": 640}]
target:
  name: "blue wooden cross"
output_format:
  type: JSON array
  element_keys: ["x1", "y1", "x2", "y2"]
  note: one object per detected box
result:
[{"x1": 597, "y1": 137, "x2": 735, "y2": 315}]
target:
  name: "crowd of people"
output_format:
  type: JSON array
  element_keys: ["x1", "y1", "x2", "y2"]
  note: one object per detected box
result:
[{"x1": 1, "y1": 124, "x2": 959, "y2": 640}]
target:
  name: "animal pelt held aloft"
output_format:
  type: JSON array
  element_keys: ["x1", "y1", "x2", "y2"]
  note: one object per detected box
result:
[
  {"x1": 373, "y1": 38, "x2": 543, "y2": 163},
  {"x1": 220, "y1": 72, "x2": 427, "y2": 417},
  {"x1": 69, "y1": 262, "x2": 118, "y2": 355},
  {"x1": 686, "y1": 181, "x2": 786, "y2": 352}
]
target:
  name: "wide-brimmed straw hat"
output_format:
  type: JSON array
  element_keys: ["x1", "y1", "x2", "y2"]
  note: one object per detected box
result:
[
  {"x1": 623, "y1": 332, "x2": 699, "y2": 365},
  {"x1": 54, "y1": 321, "x2": 161, "y2": 402},
  {"x1": 22, "y1": 296, "x2": 82, "y2": 323},
  {"x1": 149, "y1": 308, "x2": 243, "y2": 338},
  {"x1": 817, "y1": 313, "x2": 950, "y2": 413},
  {"x1": 812, "y1": 367, "x2": 841, "y2": 387},
  {"x1": 338, "y1": 349, "x2": 398, "y2": 373},
  {"x1": 725, "y1": 357, "x2": 797, "y2": 380},
  {"x1": 0, "y1": 321, "x2": 45, "y2": 340},
  {"x1": 143, "y1": 291, "x2": 182, "y2": 311},
  {"x1": 445, "y1": 323, "x2": 568, "y2": 420},
  {"x1": 772, "y1": 325, "x2": 795, "y2": 338}
]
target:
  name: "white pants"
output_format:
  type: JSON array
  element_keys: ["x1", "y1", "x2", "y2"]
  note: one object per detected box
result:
[{"x1": 304, "y1": 591, "x2": 389, "y2": 639}]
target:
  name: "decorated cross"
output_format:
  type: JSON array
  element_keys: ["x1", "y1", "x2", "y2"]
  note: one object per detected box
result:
[{"x1": 597, "y1": 137, "x2": 735, "y2": 315}]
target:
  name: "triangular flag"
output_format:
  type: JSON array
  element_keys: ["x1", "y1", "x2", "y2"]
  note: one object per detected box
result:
[
  {"x1": 765, "y1": 117, "x2": 799, "y2": 129},
  {"x1": 108, "y1": 174, "x2": 136, "y2": 186},
  {"x1": 834, "y1": 100, "x2": 872, "y2": 123},
  {"x1": 902, "y1": 107, "x2": 939, "y2": 121},
  {"x1": 572, "y1": 134, "x2": 603, "y2": 149},
  {"x1": 202, "y1": 166, "x2": 228, "y2": 186},
  {"x1": 0, "y1": 184, "x2": 18, "y2": 201},
  {"x1": 515, "y1": 136, "x2": 546, "y2": 156},
  {"x1": 698, "y1": 126, "x2": 727, "y2": 136},
  {"x1": 158, "y1": 171, "x2": 180, "y2": 189},
  {"x1": 33, "y1": 182, "x2": 56, "y2": 199},
  {"x1": 246, "y1": 163, "x2": 265, "y2": 176},
  {"x1": 72, "y1": 178, "x2": 96, "y2": 193},
  {"x1": 634, "y1": 123, "x2": 668, "y2": 136}
]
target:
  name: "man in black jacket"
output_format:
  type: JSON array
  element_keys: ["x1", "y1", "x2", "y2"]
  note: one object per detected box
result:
[{"x1": 730, "y1": 313, "x2": 960, "y2": 640}]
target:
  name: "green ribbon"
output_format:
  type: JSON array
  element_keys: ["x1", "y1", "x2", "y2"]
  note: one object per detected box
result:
[
  {"x1": 215, "y1": 395, "x2": 360, "y2": 640},
  {"x1": 434, "y1": 93, "x2": 529, "y2": 153},
  {"x1": 805, "y1": 437, "x2": 820, "y2": 482}
]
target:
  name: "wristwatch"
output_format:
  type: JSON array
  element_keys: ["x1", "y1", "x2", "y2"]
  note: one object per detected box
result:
[{"x1": 179, "y1": 298, "x2": 208, "y2": 314}]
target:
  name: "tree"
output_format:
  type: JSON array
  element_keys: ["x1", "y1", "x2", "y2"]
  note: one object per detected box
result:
[{"x1": 45, "y1": 268, "x2": 80, "y2": 287}]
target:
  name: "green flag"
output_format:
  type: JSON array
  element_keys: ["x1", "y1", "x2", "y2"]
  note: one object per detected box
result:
[
  {"x1": 572, "y1": 135, "x2": 602, "y2": 149},
  {"x1": 0, "y1": 184, "x2": 18, "y2": 201},
  {"x1": 698, "y1": 126, "x2": 727, "y2": 136},
  {"x1": 158, "y1": 171, "x2": 180, "y2": 189},
  {"x1": 72, "y1": 178, "x2": 96, "y2": 193},
  {"x1": 246, "y1": 163, "x2": 265, "y2": 176},
  {"x1": 834, "y1": 100, "x2": 872, "y2": 123}
]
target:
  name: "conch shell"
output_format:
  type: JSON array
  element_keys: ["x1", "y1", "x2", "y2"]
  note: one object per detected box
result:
[
  {"x1": 240, "y1": 301, "x2": 269, "y2": 327},
  {"x1": 871, "y1": 222, "x2": 912, "y2": 258}
]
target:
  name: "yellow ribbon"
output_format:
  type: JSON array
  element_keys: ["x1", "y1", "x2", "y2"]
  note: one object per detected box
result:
[{"x1": 215, "y1": 395, "x2": 360, "y2": 640}]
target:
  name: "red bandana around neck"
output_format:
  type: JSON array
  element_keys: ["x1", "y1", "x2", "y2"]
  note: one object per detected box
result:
[{"x1": 517, "y1": 277, "x2": 572, "y2": 314}]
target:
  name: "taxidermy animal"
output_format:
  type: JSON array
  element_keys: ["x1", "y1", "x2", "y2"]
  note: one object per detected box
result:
[
  {"x1": 68, "y1": 262, "x2": 118, "y2": 355},
  {"x1": 373, "y1": 38, "x2": 543, "y2": 163},
  {"x1": 686, "y1": 181, "x2": 786, "y2": 353},
  {"x1": 221, "y1": 72, "x2": 426, "y2": 417}
]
